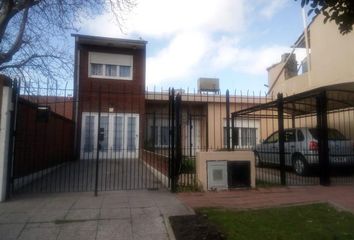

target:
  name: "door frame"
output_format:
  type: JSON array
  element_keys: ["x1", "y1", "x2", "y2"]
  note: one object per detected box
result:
[{"x1": 80, "y1": 112, "x2": 139, "y2": 160}]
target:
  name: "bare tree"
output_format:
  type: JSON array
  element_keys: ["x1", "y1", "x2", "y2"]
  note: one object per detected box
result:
[{"x1": 0, "y1": 0, "x2": 135, "y2": 88}]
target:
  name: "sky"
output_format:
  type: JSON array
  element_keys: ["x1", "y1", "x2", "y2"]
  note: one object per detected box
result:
[{"x1": 77, "y1": 0, "x2": 310, "y2": 94}]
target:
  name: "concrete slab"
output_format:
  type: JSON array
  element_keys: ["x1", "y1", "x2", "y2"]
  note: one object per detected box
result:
[
  {"x1": 0, "y1": 189, "x2": 192, "y2": 240},
  {"x1": 0, "y1": 223, "x2": 25, "y2": 240}
]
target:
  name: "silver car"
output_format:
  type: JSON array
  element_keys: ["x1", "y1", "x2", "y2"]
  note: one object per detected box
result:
[{"x1": 254, "y1": 128, "x2": 354, "y2": 176}]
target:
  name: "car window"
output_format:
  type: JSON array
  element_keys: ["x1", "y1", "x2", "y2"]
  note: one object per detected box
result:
[
  {"x1": 264, "y1": 132, "x2": 279, "y2": 144},
  {"x1": 297, "y1": 130, "x2": 304, "y2": 141},
  {"x1": 284, "y1": 130, "x2": 296, "y2": 142},
  {"x1": 309, "y1": 128, "x2": 347, "y2": 140}
]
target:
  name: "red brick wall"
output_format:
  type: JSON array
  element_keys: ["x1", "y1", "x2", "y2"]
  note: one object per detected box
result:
[{"x1": 77, "y1": 44, "x2": 145, "y2": 113}]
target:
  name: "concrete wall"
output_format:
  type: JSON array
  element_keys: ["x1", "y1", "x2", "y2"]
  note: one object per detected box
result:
[
  {"x1": 196, "y1": 151, "x2": 255, "y2": 191},
  {"x1": 0, "y1": 76, "x2": 12, "y2": 202}
]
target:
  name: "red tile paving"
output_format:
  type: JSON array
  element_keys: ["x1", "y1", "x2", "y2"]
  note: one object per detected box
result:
[{"x1": 177, "y1": 186, "x2": 354, "y2": 213}]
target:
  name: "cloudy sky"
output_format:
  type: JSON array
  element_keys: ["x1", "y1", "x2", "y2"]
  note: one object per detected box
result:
[{"x1": 78, "y1": 0, "x2": 309, "y2": 93}]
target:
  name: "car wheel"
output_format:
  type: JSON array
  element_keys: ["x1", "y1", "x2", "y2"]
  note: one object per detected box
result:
[
  {"x1": 254, "y1": 151, "x2": 263, "y2": 167},
  {"x1": 292, "y1": 155, "x2": 309, "y2": 176}
]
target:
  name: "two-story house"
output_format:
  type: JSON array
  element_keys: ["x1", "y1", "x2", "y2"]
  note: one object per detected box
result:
[{"x1": 72, "y1": 34, "x2": 147, "y2": 160}]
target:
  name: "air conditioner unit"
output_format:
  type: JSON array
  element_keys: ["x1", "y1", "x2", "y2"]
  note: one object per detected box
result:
[{"x1": 198, "y1": 78, "x2": 220, "y2": 94}]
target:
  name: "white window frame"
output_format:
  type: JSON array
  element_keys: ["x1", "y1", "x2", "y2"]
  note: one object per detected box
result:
[
  {"x1": 88, "y1": 52, "x2": 133, "y2": 80},
  {"x1": 223, "y1": 119, "x2": 260, "y2": 148}
]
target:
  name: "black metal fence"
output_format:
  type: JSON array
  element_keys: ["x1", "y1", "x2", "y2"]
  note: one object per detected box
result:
[
  {"x1": 8, "y1": 81, "x2": 354, "y2": 196},
  {"x1": 232, "y1": 90, "x2": 354, "y2": 186}
]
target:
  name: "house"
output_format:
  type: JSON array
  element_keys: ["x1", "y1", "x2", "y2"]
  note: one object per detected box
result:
[
  {"x1": 267, "y1": 13, "x2": 354, "y2": 96},
  {"x1": 266, "y1": 13, "x2": 354, "y2": 140},
  {"x1": 72, "y1": 34, "x2": 147, "y2": 159}
]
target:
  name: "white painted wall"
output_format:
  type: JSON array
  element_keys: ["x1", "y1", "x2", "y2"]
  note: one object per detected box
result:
[{"x1": 0, "y1": 86, "x2": 12, "y2": 202}]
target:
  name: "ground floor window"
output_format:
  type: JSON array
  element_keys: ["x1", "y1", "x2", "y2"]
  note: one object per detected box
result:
[{"x1": 223, "y1": 119, "x2": 260, "y2": 148}]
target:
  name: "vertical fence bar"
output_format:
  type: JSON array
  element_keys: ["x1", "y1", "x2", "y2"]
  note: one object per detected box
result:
[
  {"x1": 316, "y1": 91, "x2": 330, "y2": 186},
  {"x1": 226, "y1": 90, "x2": 230, "y2": 151},
  {"x1": 277, "y1": 93, "x2": 286, "y2": 186},
  {"x1": 94, "y1": 86, "x2": 102, "y2": 196},
  {"x1": 169, "y1": 89, "x2": 175, "y2": 191},
  {"x1": 174, "y1": 93, "x2": 182, "y2": 192}
]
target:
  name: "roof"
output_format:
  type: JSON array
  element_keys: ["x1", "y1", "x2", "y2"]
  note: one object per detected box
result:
[
  {"x1": 232, "y1": 83, "x2": 354, "y2": 119},
  {"x1": 291, "y1": 13, "x2": 320, "y2": 48},
  {"x1": 72, "y1": 34, "x2": 147, "y2": 49}
]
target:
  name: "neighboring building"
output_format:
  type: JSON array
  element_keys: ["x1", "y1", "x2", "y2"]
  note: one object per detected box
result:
[{"x1": 267, "y1": 13, "x2": 354, "y2": 96}]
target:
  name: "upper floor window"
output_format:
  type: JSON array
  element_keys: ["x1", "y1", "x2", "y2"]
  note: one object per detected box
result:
[{"x1": 88, "y1": 52, "x2": 133, "y2": 80}]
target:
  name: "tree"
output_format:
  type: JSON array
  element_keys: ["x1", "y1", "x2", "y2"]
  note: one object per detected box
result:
[
  {"x1": 298, "y1": 0, "x2": 354, "y2": 34},
  {"x1": 0, "y1": 0, "x2": 134, "y2": 88}
]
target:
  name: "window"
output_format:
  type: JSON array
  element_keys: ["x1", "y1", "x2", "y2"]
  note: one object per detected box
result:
[
  {"x1": 119, "y1": 66, "x2": 131, "y2": 78},
  {"x1": 84, "y1": 116, "x2": 95, "y2": 152},
  {"x1": 241, "y1": 128, "x2": 257, "y2": 146},
  {"x1": 264, "y1": 132, "x2": 279, "y2": 144},
  {"x1": 90, "y1": 63, "x2": 103, "y2": 76},
  {"x1": 223, "y1": 127, "x2": 239, "y2": 147},
  {"x1": 160, "y1": 127, "x2": 169, "y2": 146},
  {"x1": 224, "y1": 127, "x2": 257, "y2": 148},
  {"x1": 113, "y1": 116, "x2": 123, "y2": 150},
  {"x1": 99, "y1": 116, "x2": 109, "y2": 152},
  {"x1": 297, "y1": 130, "x2": 304, "y2": 141},
  {"x1": 284, "y1": 130, "x2": 296, "y2": 142},
  {"x1": 105, "y1": 64, "x2": 117, "y2": 77},
  {"x1": 89, "y1": 52, "x2": 133, "y2": 80}
]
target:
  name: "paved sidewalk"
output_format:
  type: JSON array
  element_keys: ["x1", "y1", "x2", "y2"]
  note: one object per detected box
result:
[
  {"x1": 178, "y1": 186, "x2": 354, "y2": 213},
  {"x1": 0, "y1": 189, "x2": 193, "y2": 240}
]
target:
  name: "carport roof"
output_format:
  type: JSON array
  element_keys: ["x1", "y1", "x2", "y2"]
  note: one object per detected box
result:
[{"x1": 232, "y1": 84, "x2": 354, "y2": 118}]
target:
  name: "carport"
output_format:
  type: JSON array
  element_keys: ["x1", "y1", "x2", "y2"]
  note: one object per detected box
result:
[{"x1": 231, "y1": 86, "x2": 354, "y2": 186}]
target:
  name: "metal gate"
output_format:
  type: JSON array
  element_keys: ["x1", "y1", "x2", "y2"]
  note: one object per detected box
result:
[{"x1": 8, "y1": 84, "x2": 187, "y2": 195}]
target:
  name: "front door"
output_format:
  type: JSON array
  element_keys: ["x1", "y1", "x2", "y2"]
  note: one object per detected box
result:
[{"x1": 80, "y1": 113, "x2": 139, "y2": 159}]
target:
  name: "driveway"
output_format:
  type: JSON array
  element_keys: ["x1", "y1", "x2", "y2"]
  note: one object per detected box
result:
[
  {"x1": 14, "y1": 159, "x2": 165, "y2": 193},
  {"x1": 0, "y1": 189, "x2": 193, "y2": 240}
]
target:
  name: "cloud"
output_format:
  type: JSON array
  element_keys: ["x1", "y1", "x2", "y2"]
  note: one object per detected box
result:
[
  {"x1": 77, "y1": 0, "x2": 293, "y2": 88},
  {"x1": 147, "y1": 31, "x2": 211, "y2": 85},
  {"x1": 128, "y1": 0, "x2": 247, "y2": 38},
  {"x1": 259, "y1": 0, "x2": 287, "y2": 19}
]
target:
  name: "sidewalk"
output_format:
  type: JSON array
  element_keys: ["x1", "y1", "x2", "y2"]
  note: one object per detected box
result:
[
  {"x1": 0, "y1": 190, "x2": 193, "y2": 240},
  {"x1": 178, "y1": 186, "x2": 354, "y2": 213}
]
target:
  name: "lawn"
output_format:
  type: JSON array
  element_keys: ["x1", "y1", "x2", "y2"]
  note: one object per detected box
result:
[{"x1": 199, "y1": 203, "x2": 354, "y2": 240}]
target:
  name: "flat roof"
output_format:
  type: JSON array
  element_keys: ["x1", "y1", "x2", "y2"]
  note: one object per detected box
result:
[
  {"x1": 72, "y1": 34, "x2": 147, "y2": 49},
  {"x1": 232, "y1": 83, "x2": 354, "y2": 118}
]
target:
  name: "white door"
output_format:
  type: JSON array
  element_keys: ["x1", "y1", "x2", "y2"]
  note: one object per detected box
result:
[{"x1": 80, "y1": 113, "x2": 139, "y2": 159}]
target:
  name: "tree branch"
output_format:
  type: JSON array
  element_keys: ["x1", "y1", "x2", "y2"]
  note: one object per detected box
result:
[
  {"x1": 0, "y1": 3, "x2": 30, "y2": 65},
  {"x1": 0, "y1": 53, "x2": 61, "y2": 71}
]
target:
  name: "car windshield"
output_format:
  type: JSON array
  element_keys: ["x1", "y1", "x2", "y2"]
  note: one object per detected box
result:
[{"x1": 309, "y1": 129, "x2": 347, "y2": 140}]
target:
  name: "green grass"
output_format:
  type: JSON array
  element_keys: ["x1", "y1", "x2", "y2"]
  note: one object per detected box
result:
[{"x1": 199, "y1": 203, "x2": 354, "y2": 240}]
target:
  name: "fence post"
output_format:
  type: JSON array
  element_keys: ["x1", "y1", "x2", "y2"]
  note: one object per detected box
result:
[
  {"x1": 173, "y1": 93, "x2": 182, "y2": 192},
  {"x1": 94, "y1": 86, "x2": 102, "y2": 196},
  {"x1": 169, "y1": 89, "x2": 175, "y2": 191},
  {"x1": 277, "y1": 93, "x2": 286, "y2": 186},
  {"x1": 226, "y1": 90, "x2": 231, "y2": 151},
  {"x1": 316, "y1": 91, "x2": 330, "y2": 186}
]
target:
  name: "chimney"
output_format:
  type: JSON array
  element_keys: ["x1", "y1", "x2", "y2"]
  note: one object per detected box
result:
[{"x1": 281, "y1": 53, "x2": 297, "y2": 79}]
